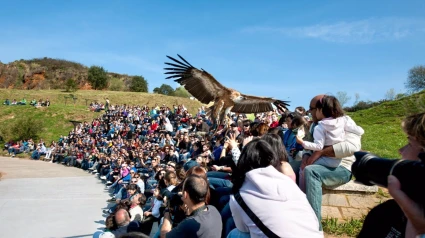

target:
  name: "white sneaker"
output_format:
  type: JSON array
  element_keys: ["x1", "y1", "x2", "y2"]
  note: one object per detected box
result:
[
  {"x1": 106, "y1": 181, "x2": 112, "y2": 185},
  {"x1": 100, "y1": 176, "x2": 107, "y2": 180}
]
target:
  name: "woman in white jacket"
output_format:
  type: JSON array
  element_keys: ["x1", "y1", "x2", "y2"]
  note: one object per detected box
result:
[{"x1": 228, "y1": 139, "x2": 323, "y2": 238}]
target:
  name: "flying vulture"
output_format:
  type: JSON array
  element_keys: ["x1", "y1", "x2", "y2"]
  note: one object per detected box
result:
[{"x1": 164, "y1": 54, "x2": 290, "y2": 126}]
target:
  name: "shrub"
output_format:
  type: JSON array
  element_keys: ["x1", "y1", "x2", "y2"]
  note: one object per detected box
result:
[
  {"x1": 13, "y1": 117, "x2": 44, "y2": 141},
  {"x1": 65, "y1": 78, "x2": 78, "y2": 92},
  {"x1": 87, "y1": 66, "x2": 108, "y2": 90},
  {"x1": 129, "y1": 76, "x2": 148, "y2": 92},
  {"x1": 109, "y1": 77, "x2": 124, "y2": 91}
]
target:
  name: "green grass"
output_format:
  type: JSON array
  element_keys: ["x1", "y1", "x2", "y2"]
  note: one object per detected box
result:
[
  {"x1": 349, "y1": 90, "x2": 425, "y2": 158},
  {"x1": 322, "y1": 217, "x2": 365, "y2": 237}
]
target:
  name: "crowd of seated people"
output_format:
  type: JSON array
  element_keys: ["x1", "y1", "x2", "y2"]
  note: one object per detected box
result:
[
  {"x1": 4, "y1": 94, "x2": 424, "y2": 237},
  {"x1": 3, "y1": 101, "x2": 325, "y2": 237},
  {"x1": 89, "y1": 101, "x2": 105, "y2": 112},
  {"x1": 2, "y1": 98, "x2": 50, "y2": 107}
]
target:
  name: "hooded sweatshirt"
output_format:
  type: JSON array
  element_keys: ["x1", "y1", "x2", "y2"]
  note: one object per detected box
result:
[
  {"x1": 229, "y1": 165, "x2": 323, "y2": 238},
  {"x1": 302, "y1": 115, "x2": 364, "y2": 151}
]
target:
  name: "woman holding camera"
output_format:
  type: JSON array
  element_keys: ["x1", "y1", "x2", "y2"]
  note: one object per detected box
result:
[{"x1": 359, "y1": 112, "x2": 425, "y2": 238}]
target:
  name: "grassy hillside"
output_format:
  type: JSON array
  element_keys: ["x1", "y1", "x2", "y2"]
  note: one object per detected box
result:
[
  {"x1": 349, "y1": 91, "x2": 425, "y2": 158},
  {"x1": 0, "y1": 89, "x2": 203, "y2": 146}
]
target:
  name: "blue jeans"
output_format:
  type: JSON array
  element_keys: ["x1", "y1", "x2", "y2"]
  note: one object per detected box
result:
[
  {"x1": 227, "y1": 229, "x2": 250, "y2": 238},
  {"x1": 304, "y1": 164, "x2": 351, "y2": 229}
]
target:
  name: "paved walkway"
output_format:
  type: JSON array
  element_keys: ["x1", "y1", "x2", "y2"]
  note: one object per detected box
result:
[{"x1": 0, "y1": 157, "x2": 109, "y2": 238}]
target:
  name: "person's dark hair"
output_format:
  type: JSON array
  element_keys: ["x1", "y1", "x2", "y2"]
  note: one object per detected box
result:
[
  {"x1": 138, "y1": 193, "x2": 147, "y2": 206},
  {"x1": 105, "y1": 214, "x2": 117, "y2": 231},
  {"x1": 291, "y1": 114, "x2": 307, "y2": 129},
  {"x1": 262, "y1": 134, "x2": 289, "y2": 162},
  {"x1": 183, "y1": 174, "x2": 209, "y2": 204},
  {"x1": 175, "y1": 167, "x2": 186, "y2": 182},
  {"x1": 154, "y1": 169, "x2": 166, "y2": 181},
  {"x1": 232, "y1": 139, "x2": 280, "y2": 193},
  {"x1": 164, "y1": 171, "x2": 178, "y2": 186},
  {"x1": 316, "y1": 95, "x2": 344, "y2": 118},
  {"x1": 267, "y1": 127, "x2": 280, "y2": 134},
  {"x1": 116, "y1": 201, "x2": 131, "y2": 212},
  {"x1": 295, "y1": 106, "x2": 306, "y2": 116},
  {"x1": 126, "y1": 184, "x2": 140, "y2": 194}
]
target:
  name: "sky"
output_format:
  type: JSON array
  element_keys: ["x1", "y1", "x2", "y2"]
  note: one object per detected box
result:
[{"x1": 1, "y1": 0, "x2": 424, "y2": 110}]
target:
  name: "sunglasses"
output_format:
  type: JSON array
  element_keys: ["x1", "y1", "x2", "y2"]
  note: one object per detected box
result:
[{"x1": 131, "y1": 180, "x2": 138, "y2": 183}]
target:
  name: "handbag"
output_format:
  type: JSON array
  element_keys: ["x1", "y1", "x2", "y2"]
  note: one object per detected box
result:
[{"x1": 234, "y1": 191, "x2": 280, "y2": 238}]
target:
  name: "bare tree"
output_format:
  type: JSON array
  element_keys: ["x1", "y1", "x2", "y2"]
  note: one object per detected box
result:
[
  {"x1": 385, "y1": 88, "x2": 396, "y2": 101},
  {"x1": 336, "y1": 91, "x2": 351, "y2": 107},
  {"x1": 354, "y1": 93, "x2": 360, "y2": 105}
]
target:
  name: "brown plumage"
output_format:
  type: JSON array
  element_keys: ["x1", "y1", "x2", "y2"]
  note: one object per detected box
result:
[{"x1": 164, "y1": 54, "x2": 290, "y2": 126}]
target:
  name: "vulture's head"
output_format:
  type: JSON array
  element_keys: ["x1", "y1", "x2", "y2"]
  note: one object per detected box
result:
[{"x1": 230, "y1": 90, "x2": 245, "y2": 102}]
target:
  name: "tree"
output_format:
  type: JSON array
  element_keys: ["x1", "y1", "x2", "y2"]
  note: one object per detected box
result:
[
  {"x1": 129, "y1": 76, "x2": 148, "y2": 92},
  {"x1": 385, "y1": 88, "x2": 396, "y2": 101},
  {"x1": 153, "y1": 84, "x2": 174, "y2": 95},
  {"x1": 109, "y1": 77, "x2": 124, "y2": 91},
  {"x1": 87, "y1": 66, "x2": 108, "y2": 90},
  {"x1": 354, "y1": 93, "x2": 360, "y2": 105},
  {"x1": 65, "y1": 78, "x2": 78, "y2": 92},
  {"x1": 336, "y1": 91, "x2": 351, "y2": 107},
  {"x1": 173, "y1": 86, "x2": 192, "y2": 98},
  {"x1": 405, "y1": 65, "x2": 425, "y2": 92}
]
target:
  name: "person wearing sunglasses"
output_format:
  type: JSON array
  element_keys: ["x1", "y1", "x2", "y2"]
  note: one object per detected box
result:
[{"x1": 166, "y1": 162, "x2": 176, "y2": 172}]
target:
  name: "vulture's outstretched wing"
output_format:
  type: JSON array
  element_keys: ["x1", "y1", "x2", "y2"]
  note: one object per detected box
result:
[
  {"x1": 164, "y1": 55, "x2": 229, "y2": 104},
  {"x1": 231, "y1": 94, "x2": 290, "y2": 113}
]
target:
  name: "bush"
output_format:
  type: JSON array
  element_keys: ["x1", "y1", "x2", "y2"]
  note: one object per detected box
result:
[
  {"x1": 87, "y1": 66, "x2": 108, "y2": 90},
  {"x1": 129, "y1": 76, "x2": 148, "y2": 92},
  {"x1": 65, "y1": 78, "x2": 78, "y2": 92},
  {"x1": 1, "y1": 117, "x2": 44, "y2": 142},
  {"x1": 109, "y1": 77, "x2": 124, "y2": 91}
]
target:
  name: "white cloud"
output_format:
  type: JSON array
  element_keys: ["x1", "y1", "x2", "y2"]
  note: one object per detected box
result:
[{"x1": 242, "y1": 17, "x2": 425, "y2": 44}]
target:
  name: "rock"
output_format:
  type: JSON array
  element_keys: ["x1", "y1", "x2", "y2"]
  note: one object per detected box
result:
[
  {"x1": 322, "y1": 194, "x2": 349, "y2": 207},
  {"x1": 346, "y1": 195, "x2": 379, "y2": 209},
  {"x1": 340, "y1": 207, "x2": 368, "y2": 219},
  {"x1": 321, "y1": 206, "x2": 343, "y2": 219}
]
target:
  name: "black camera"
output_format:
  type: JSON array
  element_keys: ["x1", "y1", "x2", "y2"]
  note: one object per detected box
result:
[
  {"x1": 352, "y1": 151, "x2": 425, "y2": 206},
  {"x1": 166, "y1": 192, "x2": 185, "y2": 227}
]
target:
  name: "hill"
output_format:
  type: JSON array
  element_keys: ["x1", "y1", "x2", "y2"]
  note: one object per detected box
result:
[
  {"x1": 0, "y1": 89, "x2": 203, "y2": 146},
  {"x1": 348, "y1": 90, "x2": 425, "y2": 158},
  {"x1": 0, "y1": 58, "x2": 136, "y2": 90}
]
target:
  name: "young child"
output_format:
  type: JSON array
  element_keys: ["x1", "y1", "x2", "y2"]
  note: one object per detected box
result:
[
  {"x1": 297, "y1": 95, "x2": 364, "y2": 191},
  {"x1": 141, "y1": 187, "x2": 163, "y2": 235},
  {"x1": 283, "y1": 113, "x2": 307, "y2": 162}
]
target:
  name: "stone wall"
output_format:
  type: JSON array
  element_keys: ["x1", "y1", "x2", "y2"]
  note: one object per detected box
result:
[{"x1": 321, "y1": 181, "x2": 390, "y2": 220}]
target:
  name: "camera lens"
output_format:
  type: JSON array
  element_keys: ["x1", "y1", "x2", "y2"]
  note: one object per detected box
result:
[{"x1": 352, "y1": 151, "x2": 425, "y2": 205}]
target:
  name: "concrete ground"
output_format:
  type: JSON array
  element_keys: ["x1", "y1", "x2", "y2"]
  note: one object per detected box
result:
[{"x1": 0, "y1": 156, "x2": 110, "y2": 238}]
